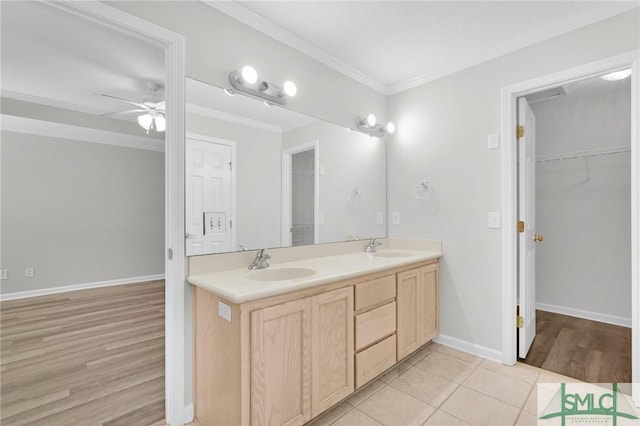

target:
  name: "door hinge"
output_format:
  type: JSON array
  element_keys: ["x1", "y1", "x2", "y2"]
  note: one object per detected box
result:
[
  {"x1": 517, "y1": 315, "x2": 524, "y2": 328},
  {"x1": 518, "y1": 220, "x2": 525, "y2": 233},
  {"x1": 228, "y1": 161, "x2": 232, "y2": 171},
  {"x1": 167, "y1": 248, "x2": 173, "y2": 260},
  {"x1": 229, "y1": 220, "x2": 232, "y2": 229},
  {"x1": 517, "y1": 125, "x2": 525, "y2": 138}
]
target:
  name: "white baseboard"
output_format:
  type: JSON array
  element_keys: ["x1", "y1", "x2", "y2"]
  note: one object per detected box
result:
[
  {"x1": 536, "y1": 302, "x2": 631, "y2": 328},
  {"x1": 183, "y1": 403, "x2": 194, "y2": 425},
  {"x1": 0, "y1": 274, "x2": 165, "y2": 301},
  {"x1": 433, "y1": 333, "x2": 503, "y2": 363}
]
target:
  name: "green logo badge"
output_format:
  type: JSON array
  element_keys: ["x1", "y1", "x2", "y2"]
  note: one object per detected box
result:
[{"x1": 539, "y1": 383, "x2": 638, "y2": 426}]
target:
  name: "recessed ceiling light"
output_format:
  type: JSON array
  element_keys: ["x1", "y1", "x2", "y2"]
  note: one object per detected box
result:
[{"x1": 601, "y1": 69, "x2": 632, "y2": 81}]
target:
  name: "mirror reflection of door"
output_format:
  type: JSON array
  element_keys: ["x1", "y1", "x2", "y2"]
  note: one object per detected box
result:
[{"x1": 291, "y1": 148, "x2": 315, "y2": 246}]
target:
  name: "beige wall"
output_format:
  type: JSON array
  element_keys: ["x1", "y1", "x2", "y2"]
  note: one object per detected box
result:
[{"x1": 386, "y1": 8, "x2": 639, "y2": 353}]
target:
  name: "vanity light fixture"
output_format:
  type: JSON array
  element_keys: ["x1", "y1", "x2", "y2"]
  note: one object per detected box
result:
[
  {"x1": 228, "y1": 65, "x2": 297, "y2": 106},
  {"x1": 601, "y1": 69, "x2": 632, "y2": 81},
  {"x1": 355, "y1": 114, "x2": 395, "y2": 137}
]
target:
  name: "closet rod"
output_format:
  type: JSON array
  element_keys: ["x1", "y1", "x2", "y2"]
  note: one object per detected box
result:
[{"x1": 536, "y1": 145, "x2": 631, "y2": 163}]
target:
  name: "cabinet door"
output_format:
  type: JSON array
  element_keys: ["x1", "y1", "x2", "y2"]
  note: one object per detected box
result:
[
  {"x1": 419, "y1": 263, "x2": 439, "y2": 345},
  {"x1": 311, "y1": 287, "x2": 354, "y2": 417},
  {"x1": 396, "y1": 268, "x2": 420, "y2": 360},
  {"x1": 251, "y1": 298, "x2": 311, "y2": 426}
]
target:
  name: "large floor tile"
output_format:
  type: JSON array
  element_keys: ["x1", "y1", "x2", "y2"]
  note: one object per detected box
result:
[
  {"x1": 440, "y1": 387, "x2": 520, "y2": 426},
  {"x1": 522, "y1": 387, "x2": 537, "y2": 414},
  {"x1": 390, "y1": 366, "x2": 458, "y2": 407},
  {"x1": 479, "y1": 359, "x2": 541, "y2": 384},
  {"x1": 435, "y1": 346, "x2": 482, "y2": 365},
  {"x1": 462, "y1": 367, "x2": 533, "y2": 408},
  {"x1": 414, "y1": 351, "x2": 477, "y2": 383},
  {"x1": 358, "y1": 384, "x2": 435, "y2": 426},
  {"x1": 423, "y1": 410, "x2": 470, "y2": 426},
  {"x1": 379, "y1": 360, "x2": 413, "y2": 384},
  {"x1": 347, "y1": 381, "x2": 386, "y2": 407},
  {"x1": 536, "y1": 370, "x2": 583, "y2": 384},
  {"x1": 331, "y1": 409, "x2": 383, "y2": 426},
  {"x1": 306, "y1": 401, "x2": 352, "y2": 426},
  {"x1": 515, "y1": 410, "x2": 538, "y2": 426}
]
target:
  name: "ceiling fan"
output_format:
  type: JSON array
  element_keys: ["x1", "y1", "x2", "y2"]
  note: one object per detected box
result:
[{"x1": 98, "y1": 82, "x2": 165, "y2": 133}]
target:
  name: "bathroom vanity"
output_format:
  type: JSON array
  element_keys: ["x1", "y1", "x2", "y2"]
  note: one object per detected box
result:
[{"x1": 188, "y1": 241, "x2": 441, "y2": 426}]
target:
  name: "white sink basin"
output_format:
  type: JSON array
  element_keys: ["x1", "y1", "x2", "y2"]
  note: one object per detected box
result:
[
  {"x1": 248, "y1": 267, "x2": 316, "y2": 282},
  {"x1": 371, "y1": 251, "x2": 413, "y2": 258}
]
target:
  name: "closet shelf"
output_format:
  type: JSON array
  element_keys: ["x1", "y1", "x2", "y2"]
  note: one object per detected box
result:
[{"x1": 536, "y1": 145, "x2": 631, "y2": 163}]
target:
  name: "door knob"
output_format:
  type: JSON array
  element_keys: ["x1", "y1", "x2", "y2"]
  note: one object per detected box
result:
[{"x1": 534, "y1": 234, "x2": 544, "y2": 242}]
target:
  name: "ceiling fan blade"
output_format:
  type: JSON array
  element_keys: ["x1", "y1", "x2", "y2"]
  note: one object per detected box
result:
[
  {"x1": 100, "y1": 108, "x2": 147, "y2": 117},
  {"x1": 96, "y1": 93, "x2": 148, "y2": 109},
  {"x1": 155, "y1": 100, "x2": 165, "y2": 111}
]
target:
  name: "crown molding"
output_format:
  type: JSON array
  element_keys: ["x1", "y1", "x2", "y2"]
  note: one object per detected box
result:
[
  {"x1": 201, "y1": 0, "x2": 388, "y2": 95},
  {"x1": 186, "y1": 103, "x2": 282, "y2": 133},
  {"x1": 1, "y1": 114, "x2": 164, "y2": 152}
]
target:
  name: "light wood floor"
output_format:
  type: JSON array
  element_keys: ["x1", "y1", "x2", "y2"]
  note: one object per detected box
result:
[
  {"x1": 520, "y1": 310, "x2": 631, "y2": 383},
  {"x1": 0, "y1": 280, "x2": 165, "y2": 426}
]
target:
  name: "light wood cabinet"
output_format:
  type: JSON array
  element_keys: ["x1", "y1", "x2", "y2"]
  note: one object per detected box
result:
[
  {"x1": 397, "y1": 262, "x2": 439, "y2": 360},
  {"x1": 251, "y1": 298, "x2": 311, "y2": 426},
  {"x1": 310, "y1": 287, "x2": 354, "y2": 417},
  {"x1": 193, "y1": 259, "x2": 438, "y2": 426}
]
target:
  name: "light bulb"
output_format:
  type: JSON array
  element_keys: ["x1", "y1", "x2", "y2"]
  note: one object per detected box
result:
[
  {"x1": 137, "y1": 113, "x2": 153, "y2": 131},
  {"x1": 386, "y1": 122, "x2": 395, "y2": 134},
  {"x1": 154, "y1": 115, "x2": 166, "y2": 132},
  {"x1": 367, "y1": 114, "x2": 377, "y2": 127},
  {"x1": 283, "y1": 80, "x2": 297, "y2": 97},
  {"x1": 241, "y1": 65, "x2": 258, "y2": 84},
  {"x1": 601, "y1": 69, "x2": 632, "y2": 81}
]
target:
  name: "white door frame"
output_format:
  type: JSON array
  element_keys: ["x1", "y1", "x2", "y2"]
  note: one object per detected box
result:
[
  {"x1": 500, "y1": 50, "x2": 639, "y2": 404},
  {"x1": 186, "y1": 133, "x2": 237, "y2": 252},
  {"x1": 53, "y1": 2, "x2": 187, "y2": 424},
  {"x1": 282, "y1": 141, "x2": 320, "y2": 246}
]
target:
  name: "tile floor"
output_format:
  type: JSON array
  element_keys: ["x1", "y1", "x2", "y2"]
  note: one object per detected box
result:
[
  {"x1": 187, "y1": 342, "x2": 622, "y2": 426},
  {"x1": 305, "y1": 342, "x2": 579, "y2": 426}
]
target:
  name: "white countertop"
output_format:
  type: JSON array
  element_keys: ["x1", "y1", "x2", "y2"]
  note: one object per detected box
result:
[{"x1": 187, "y1": 248, "x2": 441, "y2": 304}]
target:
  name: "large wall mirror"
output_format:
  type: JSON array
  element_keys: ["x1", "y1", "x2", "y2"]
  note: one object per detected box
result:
[{"x1": 185, "y1": 78, "x2": 387, "y2": 255}]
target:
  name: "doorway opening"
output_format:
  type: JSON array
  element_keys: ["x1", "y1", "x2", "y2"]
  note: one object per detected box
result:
[
  {"x1": 500, "y1": 51, "x2": 639, "y2": 405},
  {"x1": 516, "y1": 73, "x2": 632, "y2": 384},
  {"x1": 282, "y1": 141, "x2": 320, "y2": 247}
]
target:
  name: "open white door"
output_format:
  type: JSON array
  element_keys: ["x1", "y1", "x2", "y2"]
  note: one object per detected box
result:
[
  {"x1": 185, "y1": 138, "x2": 234, "y2": 255},
  {"x1": 518, "y1": 97, "x2": 540, "y2": 359}
]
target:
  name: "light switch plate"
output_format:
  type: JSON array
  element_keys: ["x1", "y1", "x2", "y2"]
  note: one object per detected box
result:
[
  {"x1": 25, "y1": 267, "x2": 35, "y2": 278},
  {"x1": 0, "y1": 270, "x2": 7, "y2": 280},
  {"x1": 392, "y1": 212, "x2": 401, "y2": 225},
  {"x1": 376, "y1": 212, "x2": 384, "y2": 225},
  {"x1": 218, "y1": 301, "x2": 231, "y2": 322},
  {"x1": 488, "y1": 211, "x2": 501, "y2": 229},
  {"x1": 488, "y1": 133, "x2": 500, "y2": 150},
  {"x1": 318, "y1": 213, "x2": 325, "y2": 225}
]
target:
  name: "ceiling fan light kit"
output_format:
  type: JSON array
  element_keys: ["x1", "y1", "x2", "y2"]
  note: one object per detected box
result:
[{"x1": 98, "y1": 82, "x2": 166, "y2": 134}]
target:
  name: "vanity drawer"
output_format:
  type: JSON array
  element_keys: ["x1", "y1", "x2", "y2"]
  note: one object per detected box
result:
[
  {"x1": 355, "y1": 334, "x2": 397, "y2": 388},
  {"x1": 355, "y1": 301, "x2": 396, "y2": 351},
  {"x1": 355, "y1": 275, "x2": 396, "y2": 312}
]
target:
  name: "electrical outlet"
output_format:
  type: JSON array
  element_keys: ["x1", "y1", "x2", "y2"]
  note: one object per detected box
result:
[
  {"x1": 218, "y1": 301, "x2": 231, "y2": 322},
  {"x1": 25, "y1": 267, "x2": 35, "y2": 278},
  {"x1": 0, "y1": 270, "x2": 7, "y2": 280},
  {"x1": 376, "y1": 211, "x2": 384, "y2": 225},
  {"x1": 488, "y1": 211, "x2": 501, "y2": 229},
  {"x1": 488, "y1": 133, "x2": 500, "y2": 150},
  {"x1": 392, "y1": 212, "x2": 401, "y2": 225}
]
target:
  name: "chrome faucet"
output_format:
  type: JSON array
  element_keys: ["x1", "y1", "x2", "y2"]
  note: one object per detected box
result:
[
  {"x1": 248, "y1": 248, "x2": 271, "y2": 270},
  {"x1": 365, "y1": 238, "x2": 383, "y2": 253}
]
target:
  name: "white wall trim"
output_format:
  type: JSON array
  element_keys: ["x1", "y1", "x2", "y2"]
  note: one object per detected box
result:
[
  {"x1": 183, "y1": 404, "x2": 194, "y2": 425},
  {"x1": 1, "y1": 114, "x2": 164, "y2": 152},
  {"x1": 201, "y1": 0, "x2": 388, "y2": 95},
  {"x1": 186, "y1": 103, "x2": 282, "y2": 134},
  {"x1": 500, "y1": 50, "x2": 639, "y2": 406},
  {"x1": 0, "y1": 274, "x2": 165, "y2": 302},
  {"x1": 537, "y1": 303, "x2": 632, "y2": 328},
  {"x1": 433, "y1": 334, "x2": 503, "y2": 364},
  {"x1": 49, "y1": 2, "x2": 187, "y2": 424}
]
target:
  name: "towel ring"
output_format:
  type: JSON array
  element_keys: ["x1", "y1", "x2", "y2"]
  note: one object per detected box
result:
[{"x1": 414, "y1": 181, "x2": 432, "y2": 200}]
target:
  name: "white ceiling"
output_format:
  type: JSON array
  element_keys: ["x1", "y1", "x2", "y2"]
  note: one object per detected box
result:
[
  {"x1": 209, "y1": 1, "x2": 638, "y2": 94},
  {"x1": 1, "y1": 0, "x2": 636, "y2": 126},
  {"x1": 1, "y1": 1, "x2": 165, "y2": 118}
]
